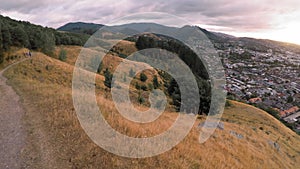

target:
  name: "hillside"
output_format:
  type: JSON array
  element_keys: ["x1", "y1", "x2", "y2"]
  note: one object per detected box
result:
[
  {"x1": 0, "y1": 14, "x2": 89, "y2": 63},
  {"x1": 57, "y1": 22, "x2": 104, "y2": 35},
  {"x1": 75, "y1": 22, "x2": 300, "y2": 133},
  {"x1": 2, "y1": 48, "x2": 299, "y2": 168}
]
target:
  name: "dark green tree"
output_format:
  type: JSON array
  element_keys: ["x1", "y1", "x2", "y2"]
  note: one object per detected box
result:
[
  {"x1": 141, "y1": 84, "x2": 147, "y2": 91},
  {"x1": 27, "y1": 27, "x2": 42, "y2": 49},
  {"x1": 138, "y1": 92, "x2": 145, "y2": 104},
  {"x1": 40, "y1": 30, "x2": 55, "y2": 56},
  {"x1": 0, "y1": 23, "x2": 3, "y2": 64},
  {"x1": 104, "y1": 68, "x2": 113, "y2": 88},
  {"x1": 0, "y1": 15, "x2": 88, "y2": 59},
  {"x1": 135, "y1": 82, "x2": 141, "y2": 90},
  {"x1": 1, "y1": 23, "x2": 11, "y2": 50},
  {"x1": 140, "y1": 72, "x2": 148, "y2": 82},
  {"x1": 0, "y1": 52, "x2": 3, "y2": 64},
  {"x1": 153, "y1": 75, "x2": 159, "y2": 89},
  {"x1": 11, "y1": 26, "x2": 29, "y2": 47},
  {"x1": 168, "y1": 78, "x2": 181, "y2": 111},
  {"x1": 59, "y1": 48, "x2": 67, "y2": 61},
  {"x1": 148, "y1": 83, "x2": 154, "y2": 90},
  {"x1": 287, "y1": 95, "x2": 293, "y2": 103},
  {"x1": 97, "y1": 62, "x2": 103, "y2": 73}
]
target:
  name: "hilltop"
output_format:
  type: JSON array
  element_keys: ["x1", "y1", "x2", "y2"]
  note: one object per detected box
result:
[{"x1": 57, "y1": 22, "x2": 104, "y2": 35}]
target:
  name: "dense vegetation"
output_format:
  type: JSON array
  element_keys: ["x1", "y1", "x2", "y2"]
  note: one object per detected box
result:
[
  {"x1": 0, "y1": 15, "x2": 88, "y2": 61},
  {"x1": 135, "y1": 34, "x2": 211, "y2": 114},
  {"x1": 136, "y1": 34, "x2": 209, "y2": 79},
  {"x1": 57, "y1": 22, "x2": 104, "y2": 35}
]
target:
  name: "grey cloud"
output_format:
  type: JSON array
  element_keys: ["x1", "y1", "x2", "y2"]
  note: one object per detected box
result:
[
  {"x1": 0, "y1": 0, "x2": 62, "y2": 13},
  {"x1": 152, "y1": 0, "x2": 300, "y2": 30},
  {"x1": 0, "y1": 0, "x2": 299, "y2": 32}
]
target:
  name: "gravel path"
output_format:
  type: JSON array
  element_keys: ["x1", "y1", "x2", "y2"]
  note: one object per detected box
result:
[{"x1": 0, "y1": 60, "x2": 28, "y2": 169}]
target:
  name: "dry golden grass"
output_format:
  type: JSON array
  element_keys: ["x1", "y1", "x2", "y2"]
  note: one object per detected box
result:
[
  {"x1": 0, "y1": 47, "x2": 30, "y2": 70},
  {"x1": 3, "y1": 51, "x2": 300, "y2": 169},
  {"x1": 53, "y1": 45, "x2": 166, "y2": 108},
  {"x1": 97, "y1": 95, "x2": 178, "y2": 138},
  {"x1": 112, "y1": 40, "x2": 138, "y2": 56},
  {"x1": 53, "y1": 45, "x2": 158, "y2": 79}
]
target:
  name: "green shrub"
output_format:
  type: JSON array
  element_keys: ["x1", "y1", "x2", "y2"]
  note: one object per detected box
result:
[
  {"x1": 141, "y1": 84, "x2": 147, "y2": 91},
  {"x1": 287, "y1": 95, "x2": 293, "y2": 103},
  {"x1": 140, "y1": 72, "x2": 148, "y2": 82},
  {"x1": 153, "y1": 75, "x2": 159, "y2": 89},
  {"x1": 225, "y1": 100, "x2": 232, "y2": 107},
  {"x1": 59, "y1": 48, "x2": 67, "y2": 61},
  {"x1": 135, "y1": 83, "x2": 141, "y2": 90},
  {"x1": 148, "y1": 83, "x2": 154, "y2": 90},
  {"x1": 104, "y1": 68, "x2": 113, "y2": 88},
  {"x1": 138, "y1": 95, "x2": 145, "y2": 104},
  {"x1": 97, "y1": 62, "x2": 103, "y2": 73},
  {"x1": 0, "y1": 53, "x2": 4, "y2": 64}
]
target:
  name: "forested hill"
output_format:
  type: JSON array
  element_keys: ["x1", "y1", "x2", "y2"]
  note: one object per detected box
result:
[
  {"x1": 57, "y1": 22, "x2": 104, "y2": 35},
  {"x1": 0, "y1": 15, "x2": 89, "y2": 63}
]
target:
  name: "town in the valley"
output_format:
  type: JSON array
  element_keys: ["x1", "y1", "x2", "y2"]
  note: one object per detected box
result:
[{"x1": 216, "y1": 41, "x2": 300, "y2": 132}]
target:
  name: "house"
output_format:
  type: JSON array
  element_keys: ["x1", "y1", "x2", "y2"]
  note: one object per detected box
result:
[
  {"x1": 248, "y1": 97, "x2": 262, "y2": 104},
  {"x1": 280, "y1": 106, "x2": 299, "y2": 118},
  {"x1": 283, "y1": 111, "x2": 300, "y2": 123}
]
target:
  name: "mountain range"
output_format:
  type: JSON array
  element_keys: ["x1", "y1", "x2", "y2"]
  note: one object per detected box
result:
[{"x1": 58, "y1": 21, "x2": 300, "y2": 54}]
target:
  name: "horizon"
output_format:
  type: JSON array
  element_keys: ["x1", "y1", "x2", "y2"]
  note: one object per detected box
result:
[
  {"x1": 2, "y1": 14, "x2": 300, "y2": 47},
  {"x1": 0, "y1": 0, "x2": 300, "y2": 45}
]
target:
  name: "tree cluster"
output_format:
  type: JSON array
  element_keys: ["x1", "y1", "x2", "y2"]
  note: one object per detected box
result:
[
  {"x1": 0, "y1": 15, "x2": 88, "y2": 59},
  {"x1": 136, "y1": 34, "x2": 211, "y2": 114}
]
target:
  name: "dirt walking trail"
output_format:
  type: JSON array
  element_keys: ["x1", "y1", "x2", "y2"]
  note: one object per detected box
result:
[{"x1": 0, "y1": 59, "x2": 28, "y2": 169}]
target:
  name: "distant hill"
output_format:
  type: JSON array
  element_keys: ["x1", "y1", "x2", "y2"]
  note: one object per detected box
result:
[
  {"x1": 57, "y1": 21, "x2": 300, "y2": 54},
  {"x1": 57, "y1": 22, "x2": 104, "y2": 35},
  {"x1": 57, "y1": 22, "x2": 178, "y2": 37},
  {"x1": 109, "y1": 22, "x2": 178, "y2": 34}
]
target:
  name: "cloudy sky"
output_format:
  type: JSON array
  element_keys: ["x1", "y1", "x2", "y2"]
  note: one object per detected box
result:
[{"x1": 1, "y1": 0, "x2": 300, "y2": 44}]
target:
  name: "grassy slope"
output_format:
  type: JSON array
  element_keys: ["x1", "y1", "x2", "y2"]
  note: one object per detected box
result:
[
  {"x1": 3, "y1": 49, "x2": 300, "y2": 169},
  {"x1": 0, "y1": 47, "x2": 30, "y2": 71},
  {"x1": 53, "y1": 44, "x2": 170, "y2": 108}
]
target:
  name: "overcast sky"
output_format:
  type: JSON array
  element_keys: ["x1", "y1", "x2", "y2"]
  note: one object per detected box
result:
[{"x1": 1, "y1": 0, "x2": 300, "y2": 44}]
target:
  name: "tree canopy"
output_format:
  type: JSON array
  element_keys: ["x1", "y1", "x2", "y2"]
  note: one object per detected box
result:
[{"x1": 0, "y1": 15, "x2": 88, "y2": 57}]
